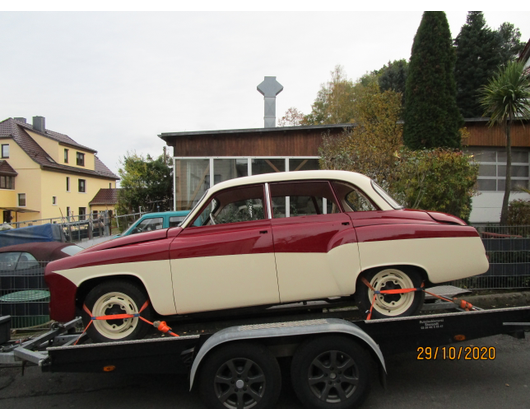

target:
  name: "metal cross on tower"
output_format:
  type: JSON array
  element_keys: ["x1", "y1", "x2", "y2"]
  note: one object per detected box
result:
[{"x1": 257, "y1": 76, "x2": 283, "y2": 128}]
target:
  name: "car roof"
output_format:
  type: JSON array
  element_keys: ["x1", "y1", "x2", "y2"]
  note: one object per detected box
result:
[
  {"x1": 139, "y1": 210, "x2": 190, "y2": 218},
  {"x1": 0, "y1": 241, "x2": 79, "y2": 261},
  {"x1": 207, "y1": 170, "x2": 374, "y2": 194}
]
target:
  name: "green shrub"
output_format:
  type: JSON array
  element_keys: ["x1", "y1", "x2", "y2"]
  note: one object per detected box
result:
[
  {"x1": 508, "y1": 199, "x2": 530, "y2": 226},
  {"x1": 393, "y1": 148, "x2": 478, "y2": 221}
]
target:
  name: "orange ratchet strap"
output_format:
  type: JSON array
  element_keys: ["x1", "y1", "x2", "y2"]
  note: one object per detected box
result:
[
  {"x1": 361, "y1": 277, "x2": 477, "y2": 320},
  {"x1": 75, "y1": 300, "x2": 179, "y2": 345}
]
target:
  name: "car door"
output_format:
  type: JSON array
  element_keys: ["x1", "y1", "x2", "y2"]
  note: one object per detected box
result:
[
  {"x1": 168, "y1": 183, "x2": 279, "y2": 314},
  {"x1": 269, "y1": 180, "x2": 360, "y2": 303}
]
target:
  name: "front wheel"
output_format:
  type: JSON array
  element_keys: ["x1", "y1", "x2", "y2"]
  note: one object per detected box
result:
[
  {"x1": 198, "y1": 342, "x2": 282, "y2": 409},
  {"x1": 82, "y1": 280, "x2": 152, "y2": 343},
  {"x1": 355, "y1": 267, "x2": 424, "y2": 319}
]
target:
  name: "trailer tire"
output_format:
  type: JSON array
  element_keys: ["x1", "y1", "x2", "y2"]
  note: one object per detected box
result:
[
  {"x1": 356, "y1": 267, "x2": 424, "y2": 319},
  {"x1": 291, "y1": 335, "x2": 370, "y2": 409},
  {"x1": 82, "y1": 280, "x2": 152, "y2": 343},
  {"x1": 198, "y1": 342, "x2": 281, "y2": 409}
]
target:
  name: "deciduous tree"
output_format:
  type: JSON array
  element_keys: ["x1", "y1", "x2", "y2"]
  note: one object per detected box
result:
[{"x1": 117, "y1": 152, "x2": 173, "y2": 215}]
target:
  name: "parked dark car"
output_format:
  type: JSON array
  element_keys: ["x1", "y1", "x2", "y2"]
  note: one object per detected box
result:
[{"x1": 0, "y1": 242, "x2": 83, "y2": 296}]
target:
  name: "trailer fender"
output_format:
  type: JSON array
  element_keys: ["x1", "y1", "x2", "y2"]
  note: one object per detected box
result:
[{"x1": 189, "y1": 318, "x2": 386, "y2": 390}]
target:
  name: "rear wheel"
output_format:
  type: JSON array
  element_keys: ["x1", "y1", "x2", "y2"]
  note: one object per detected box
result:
[
  {"x1": 290, "y1": 335, "x2": 370, "y2": 409},
  {"x1": 356, "y1": 267, "x2": 424, "y2": 319},
  {"x1": 82, "y1": 280, "x2": 152, "y2": 342}
]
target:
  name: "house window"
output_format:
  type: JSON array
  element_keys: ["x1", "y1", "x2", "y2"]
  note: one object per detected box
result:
[
  {"x1": 64, "y1": 149, "x2": 69, "y2": 163},
  {"x1": 18, "y1": 193, "x2": 26, "y2": 207},
  {"x1": 66, "y1": 207, "x2": 71, "y2": 221},
  {"x1": 474, "y1": 149, "x2": 530, "y2": 192},
  {"x1": 0, "y1": 175, "x2": 15, "y2": 189},
  {"x1": 78, "y1": 207, "x2": 86, "y2": 221},
  {"x1": 78, "y1": 179, "x2": 86, "y2": 193},
  {"x1": 52, "y1": 196, "x2": 57, "y2": 205},
  {"x1": 66, "y1": 177, "x2": 70, "y2": 192},
  {"x1": 1, "y1": 144, "x2": 9, "y2": 158},
  {"x1": 76, "y1": 152, "x2": 85, "y2": 166}
]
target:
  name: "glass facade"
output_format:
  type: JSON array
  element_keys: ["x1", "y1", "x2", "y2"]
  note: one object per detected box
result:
[
  {"x1": 473, "y1": 148, "x2": 529, "y2": 192},
  {"x1": 173, "y1": 157, "x2": 320, "y2": 210}
]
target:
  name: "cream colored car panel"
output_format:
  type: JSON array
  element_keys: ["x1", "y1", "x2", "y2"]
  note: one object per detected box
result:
[
  {"x1": 275, "y1": 243, "x2": 361, "y2": 303},
  {"x1": 170, "y1": 253, "x2": 279, "y2": 314},
  {"x1": 55, "y1": 261, "x2": 177, "y2": 315},
  {"x1": 358, "y1": 237, "x2": 489, "y2": 283}
]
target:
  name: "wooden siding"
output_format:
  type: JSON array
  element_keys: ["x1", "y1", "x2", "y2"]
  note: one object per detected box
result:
[
  {"x1": 464, "y1": 120, "x2": 529, "y2": 148},
  {"x1": 163, "y1": 126, "x2": 351, "y2": 157},
  {"x1": 162, "y1": 120, "x2": 529, "y2": 159}
]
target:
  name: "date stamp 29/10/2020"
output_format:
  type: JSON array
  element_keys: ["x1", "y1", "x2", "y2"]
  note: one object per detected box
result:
[{"x1": 417, "y1": 346, "x2": 496, "y2": 360}]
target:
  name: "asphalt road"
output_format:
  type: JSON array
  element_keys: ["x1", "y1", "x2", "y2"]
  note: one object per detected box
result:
[{"x1": 0, "y1": 333, "x2": 529, "y2": 409}]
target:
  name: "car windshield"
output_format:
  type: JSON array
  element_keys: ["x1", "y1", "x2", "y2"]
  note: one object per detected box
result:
[
  {"x1": 181, "y1": 189, "x2": 209, "y2": 226},
  {"x1": 371, "y1": 181, "x2": 403, "y2": 209}
]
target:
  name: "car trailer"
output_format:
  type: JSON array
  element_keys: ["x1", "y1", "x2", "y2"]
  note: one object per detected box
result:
[{"x1": 1, "y1": 303, "x2": 530, "y2": 409}]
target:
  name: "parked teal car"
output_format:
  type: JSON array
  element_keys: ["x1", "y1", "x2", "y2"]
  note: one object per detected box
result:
[{"x1": 117, "y1": 211, "x2": 191, "y2": 237}]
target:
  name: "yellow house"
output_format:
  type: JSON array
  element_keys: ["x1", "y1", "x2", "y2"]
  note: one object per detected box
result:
[{"x1": 0, "y1": 116, "x2": 119, "y2": 226}]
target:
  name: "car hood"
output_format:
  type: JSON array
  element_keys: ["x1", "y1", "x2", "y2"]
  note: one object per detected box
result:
[{"x1": 82, "y1": 227, "x2": 184, "y2": 253}]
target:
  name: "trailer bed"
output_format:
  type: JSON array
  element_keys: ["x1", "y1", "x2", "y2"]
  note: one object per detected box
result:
[{"x1": 2, "y1": 303, "x2": 530, "y2": 409}]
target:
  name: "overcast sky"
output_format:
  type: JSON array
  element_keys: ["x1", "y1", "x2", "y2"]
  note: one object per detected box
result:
[{"x1": 1, "y1": 3, "x2": 529, "y2": 178}]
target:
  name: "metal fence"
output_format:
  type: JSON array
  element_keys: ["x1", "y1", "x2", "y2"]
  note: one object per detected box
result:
[
  {"x1": 2, "y1": 225, "x2": 530, "y2": 328},
  {"x1": 454, "y1": 225, "x2": 530, "y2": 290},
  {"x1": 0, "y1": 263, "x2": 50, "y2": 329},
  {"x1": 9, "y1": 211, "x2": 112, "y2": 242}
]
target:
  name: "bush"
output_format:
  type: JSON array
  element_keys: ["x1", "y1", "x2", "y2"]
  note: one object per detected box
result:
[
  {"x1": 393, "y1": 148, "x2": 479, "y2": 221},
  {"x1": 508, "y1": 199, "x2": 530, "y2": 226}
]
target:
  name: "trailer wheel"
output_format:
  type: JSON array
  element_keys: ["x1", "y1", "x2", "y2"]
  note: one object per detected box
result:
[
  {"x1": 291, "y1": 335, "x2": 370, "y2": 409},
  {"x1": 356, "y1": 267, "x2": 424, "y2": 319},
  {"x1": 198, "y1": 342, "x2": 281, "y2": 409},
  {"x1": 82, "y1": 281, "x2": 152, "y2": 343}
]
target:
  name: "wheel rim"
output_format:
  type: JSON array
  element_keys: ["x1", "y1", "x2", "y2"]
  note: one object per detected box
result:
[
  {"x1": 91, "y1": 291, "x2": 140, "y2": 340},
  {"x1": 368, "y1": 269, "x2": 415, "y2": 316},
  {"x1": 307, "y1": 350, "x2": 360, "y2": 404},
  {"x1": 213, "y1": 357, "x2": 267, "y2": 409}
]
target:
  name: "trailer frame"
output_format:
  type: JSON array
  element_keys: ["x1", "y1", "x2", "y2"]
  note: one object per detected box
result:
[{"x1": 1, "y1": 304, "x2": 530, "y2": 408}]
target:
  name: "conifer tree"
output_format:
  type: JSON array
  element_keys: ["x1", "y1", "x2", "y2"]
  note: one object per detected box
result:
[
  {"x1": 403, "y1": 12, "x2": 463, "y2": 150},
  {"x1": 454, "y1": 12, "x2": 499, "y2": 118}
]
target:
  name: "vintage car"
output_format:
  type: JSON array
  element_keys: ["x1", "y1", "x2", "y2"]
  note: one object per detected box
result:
[
  {"x1": 114, "y1": 210, "x2": 191, "y2": 238},
  {"x1": 45, "y1": 170, "x2": 489, "y2": 342}
]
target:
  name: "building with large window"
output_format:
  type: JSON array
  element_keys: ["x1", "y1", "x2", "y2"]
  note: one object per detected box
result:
[
  {"x1": 0, "y1": 116, "x2": 119, "y2": 225},
  {"x1": 160, "y1": 118, "x2": 529, "y2": 224},
  {"x1": 160, "y1": 124, "x2": 350, "y2": 212}
]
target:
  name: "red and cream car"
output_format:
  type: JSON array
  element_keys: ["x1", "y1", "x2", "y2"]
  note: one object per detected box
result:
[{"x1": 45, "y1": 170, "x2": 489, "y2": 342}]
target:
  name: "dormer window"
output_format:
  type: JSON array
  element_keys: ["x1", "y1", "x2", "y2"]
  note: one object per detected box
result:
[{"x1": 76, "y1": 152, "x2": 85, "y2": 166}]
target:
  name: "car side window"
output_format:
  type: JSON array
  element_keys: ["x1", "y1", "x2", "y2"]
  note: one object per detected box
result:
[
  {"x1": 193, "y1": 184, "x2": 266, "y2": 226},
  {"x1": 134, "y1": 217, "x2": 164, "y2": 233},
  {"x1": 16, "y1": 253, "x2": 39, "y2": 270},
  {"x1": 0, "y1": 252, "x2": 21, "y2": 271},
  {"x1": 270, "y1": 181, "x2": 340, "y2": 218},
  {"x1": 169, "y1": 216, "x2": 186, "y2": 227},
  {"x1": 0, "y1": 252, "x2": 39, "y2": 271}
]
